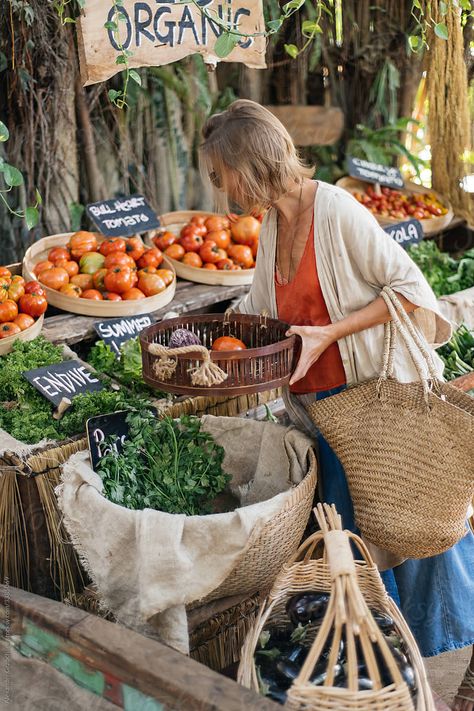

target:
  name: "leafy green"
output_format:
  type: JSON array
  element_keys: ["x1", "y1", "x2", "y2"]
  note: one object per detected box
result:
[
  {"x1": 0, "y1": 336, "x2": 64, "y2": 401},
  {"x1": 437, "y1": 324, "x2": 474, "y2": 381},
  {"x1": 88, "y1": 338, "x2": 166, "y2": 397},
  {"x1": 96, "y1": 411, "x2": 230, "y2": 515},
  {"x1": 407, "y1": 242, "x2": 474, "y2": 297}
]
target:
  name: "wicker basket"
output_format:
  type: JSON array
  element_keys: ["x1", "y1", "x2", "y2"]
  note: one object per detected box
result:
[
  {"x1": 140, "y1": 313, "x2": 296, "y2": 396},
  {"x1": 238, "y1": 504, "x2": 433, "y2": 711}
]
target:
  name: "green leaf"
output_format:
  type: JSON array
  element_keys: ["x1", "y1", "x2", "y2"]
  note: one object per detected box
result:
[
  {"x1": 267, "y1": 18, "x2": 283, "y2": 31},
  {"x1": 434, "y1": 22, "x2": 448, "y2": 40},
  {"x1": 104, "y1": 21, "x2": 118, "y2": 30},
  {"x1": 412, "y1": 0, "x2": 422, "y2": 9},
  {"x1": 69, "y1": 202, "x2": 85, "y2": 232},
  {"x1": 408, "y1": 35, "x2": 420, "y2": 50},
  {"x1": 439, "y1": 1, "x2": 448, "y2": 15},
  {"x1": 108, "y1": 89, "x2": 120, "y2": 101},
  {"x1": 129, "y1": 69, "x2": 141, "y2": 86},
  {"x1": 25, "y1": 206, "x2": 39, "y2": 230},
  {"x1": 3, "y1": 164, "x2": 23, "y2": 187},
  {"x1": 0, "y1": 121, "x2": 9, "y2": 142},
  {"x1": 284, "y1": 43, "x2": 299, "y2": 58},
  {"x1": 301, "y1": 20, "x2": 322, "y2": 36},
  {"x1": 283, "y1": 0, "x2": 305, "y2": 13},
  {"x1": 116, "y1": 54, "x2": 127, "y2": 65},
  {"x1": 35, "y1": 188, "x2": 42, "y2": 206},
  {"x1": 214, "y1": 31, "x2": 239, "y2": 59}
]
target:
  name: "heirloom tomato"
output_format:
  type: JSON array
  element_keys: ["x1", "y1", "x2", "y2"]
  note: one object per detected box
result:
[
  {"x1": 182, "y1": 252, "x2": 203, "y2": 268},
  {"x1": 205, "y1": 229, "x2": 230, "y2": 251},
  {"x1": 104, "y1": 251, "x2": 136, "y2": 270},
  {"x1": 33, "y1": 260, "x2": 54, "y2": 276},
  {"x1": 92, "y1": 268, "x2": 108, "y2": 291},
  {"x1": 79, "y1": 252, "x2": 105, "y2": 274},
  {"x1": 0, "y1": 300, "x2": 18, "y2": 323},
  {"x1": 104, "y1": 267, "x2": 135, "y2": 294},
  {"x1": 205, "y1": 215, "x2": 230, "y2": 232},
  {"x1": 137, "y1": 273, "x2": 166, "y2": 297},
  {"x1": 24, "y1": 281, "x2": 45, "y2": 296},
  {"x1": 59, "y1": 283, "x2": 82, "y2": 298},
  {"x1": 251, "y1": 236, "x2": 259, "y2": 259},
  {"x1": 125, "y1": 236, "x2": 145, "y2": 262},
  {"x1": 0, "y1": 322, "x2": 21, "y2": 338},
  {"x1": 137, "y1": 266, "x2": 157, "y2": 278},
  {"x1": 71, "y1": 273, "x2": 94, "y2": 291},
  {"x1": 181, "y1": 224, "x2": 206, "y2": 240},
  {"x1": 199, "y1": 240, "x2": 220, "y2": 264},
  {"x1": 155, "y1": 269, "x2": 174, "y2": 286},
  {"x1": 14, "y1": 313, "x2": 35, "y2": 331},
  {"x1": 11, "y1": 275, "x2": 25, "y2": 287},
  {"x1": 48, "y1": 247, "x2": 71, "y2": 264},
  {"x1": 190, "y1": 215, "x2": 207, "y2": 229},
  {"x1": 228, "y1": 244, "x2": 253, "y2": 269},
  {"x1": 202, "y1": 263, "x2": 217, "y2": 270},
  {"x1": 102, "y1": 291, "x2": 122, "y2": 301},
  {"x1": 122, "y1": 287, "x2": 146, "y2": 300},
  {"x1": 99, "y1": 238, "x2": 126, "y2": 257},
  {"x1": 230, "y1": 216, "x2": 260, "y2": 246},
  {"x1": 153, "y1": 231, "x2": 176, "y2": 251},
  {"x1": 0, "y1": 287, "x2": 9, "y2": 303},
  {"x1": 137, "y1": 247, "x2": 163, "y2": 269},
  {"x1": 164, "y1": 244, "x2": 185, "y2": 261},
  {"x1": 19, "y1": 293, "x2": 47, "y2": 318},
  {"x1": 211, "y1": 336, "x2": 247, "y2": 351},
  {"x1": 216, "y1": 258, "x2": 234, "y2": 271},
  {"x1": 81, "y1": 289, "x2": 103, "y2": 300},
  {"x1": 39, "y1": 267, "x2": 69, "y2": 291},
  {"x1": 68, "y1": 231, "x2": 98, "y2": 260},
  {"x1": 180, "y1": 232, "x2": 204, "y2": 253},
  {"x1": 55, "y1": 259, "x2": 79, "y2": 277},
  {"x1": 0, "y1": 267, "x2": 11, "y2": 280},
  {"x1": 7, "y1": 282, "x2": 25, "y2": 302}
]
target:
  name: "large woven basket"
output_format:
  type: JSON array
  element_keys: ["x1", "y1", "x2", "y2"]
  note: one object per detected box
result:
[
  {"x1": 140, "y1": 313, "x2": 296, "y2": 396},
  {"x1": 238, "y1": 504, "x2": 434, "y2": 711}
]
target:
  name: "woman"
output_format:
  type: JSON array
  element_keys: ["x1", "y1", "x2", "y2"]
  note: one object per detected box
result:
[{"x1": 200, "y1": 99, "x2": 474, "y2": 710}]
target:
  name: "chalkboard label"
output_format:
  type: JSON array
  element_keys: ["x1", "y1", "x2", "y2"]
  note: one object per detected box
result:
[
  {"x1": 86, "y1": 194, "x2": 160, "y2": 238},
  {"x1": 347, "y1": 156, "x2": 404, "y2": 190},
  {"x1": 23, "y1": 360, "x2": 104, "y2": 406},
  {"x1": 87, "y1": 408, "x2": 157, "y2": 471},
  {"x1": 94, "y1": 314, "x2": 153, "y2": 357},
  {"x1": 384, "y1": 219, "x2": 424, "y2": 249}
]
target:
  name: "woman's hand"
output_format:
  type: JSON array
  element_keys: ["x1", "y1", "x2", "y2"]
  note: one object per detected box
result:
[{"x1": 286, "y1": 324, "x2": 336, "y2": 385}]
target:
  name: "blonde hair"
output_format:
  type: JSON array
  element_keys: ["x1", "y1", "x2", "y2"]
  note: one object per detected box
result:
[{"x1": 200, "y1": 99, "x2": 314, "y2": 213}]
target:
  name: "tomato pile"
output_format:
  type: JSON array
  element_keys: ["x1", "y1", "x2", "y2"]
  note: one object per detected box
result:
[
  {"x1": 0, "y1": 266, "x2": 47, "y2": 339},
  {"x1": 33, "y1": 232, "x2": 174, "y2": 301},
  {"x1": 353, "y1": 186, "x2": 448, "y2": 221},
  {"x1": 153, "y1": 213, "x2": 261, "y2": 271}
]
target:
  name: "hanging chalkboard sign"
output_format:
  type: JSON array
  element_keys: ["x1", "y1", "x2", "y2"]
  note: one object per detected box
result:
[
  {"x1": 87, "y1": 408, "x2": 157, "y2": 471},
  {"x1": 86, "y1": 194, "x2": 160, "y2": 238},
  {"x1": 94, "y1": 314, "x2": 153, "y2": 357},
  {"x1": 23, "y1": 360, "x2": 104, "y2": 406},
  {"x1": 347, "y1": 156, "x2": 404, "y2": 190},
  {"x1": 384, "y1": 219, "x2": 424, "y2": 249}
]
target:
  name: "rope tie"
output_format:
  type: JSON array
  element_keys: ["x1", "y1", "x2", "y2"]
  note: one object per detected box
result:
[{"x1": 148, "y1": 343, "x2": 228, "y2": 387}]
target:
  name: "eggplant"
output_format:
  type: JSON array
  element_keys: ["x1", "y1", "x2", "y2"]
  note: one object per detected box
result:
[
  {"x1": 285, "y1": 644, "x2": 308, "y2": 665},
  {"x1": 310, "y1": 661, "x2": 343, "y2": 686},
  {"x1": 370, "y1": 609, "x2": 396, "y2": 634},
  {"x1": 257, "y1": 658, "x2": 293, "y2": 692},
  {"x1": 267, "y1": 687, "x2": 288, "y2": 705},
  {"x1": 335, "y1": 675, "x2": 374, "y2": 691},
  {"x1": 276, "y1": 659, "x2": 300, "y2": 682},
  {"x1": 286, "y1": 591, "x2": 330, "y2": 626},
  {"x1": 320, "y1": 631, "x2": 345, "y2": 663}
]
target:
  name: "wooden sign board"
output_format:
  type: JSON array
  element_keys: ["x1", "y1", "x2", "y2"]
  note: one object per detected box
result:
[
  {"x1": 86, "y1": 194, "x2": 160, "y2": 237},
  {"x1": 78, "y1": 0, "x2": 266, "y2": 86},
  {"x1": 87, "y1": 407, "x2": 157, "y2": 470},
  {"x1": 347, "y1": 156, "x2": 404, "y2": 190},
  {"x1": 94, "y1": 314, "x2": 153, "y2": 357},
  {"x1": 23, "y1": 360, "x2": 104, "y2": 406},
  {"x1": 384, "y1": 219, "x2": 424, "y2": 249},
  {"x1": 264, "y1": 106, "x2": 344, "y2": 147}
]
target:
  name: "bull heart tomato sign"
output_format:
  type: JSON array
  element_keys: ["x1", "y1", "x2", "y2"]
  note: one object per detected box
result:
[{"x1": 77, "y1": 0, "x2": 266, "y2": 85}]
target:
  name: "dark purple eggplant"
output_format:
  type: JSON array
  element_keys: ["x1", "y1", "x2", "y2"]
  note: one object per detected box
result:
[
  {"x1": 320, "y1": 631, "x2": 345, "y2": 663},
  {"x1": 286, "y1": 591, "x2": 330, "y2": 626},
  {"x1": 335, "y1": 675, "x2": 374, "y2": 691},
  {"x1": 267, "y1": 687, "x2": 288, "y2": 705},
  {"x1": 370, "y1": 609, "x2": 396, "y2": 634},
  {"x1": 285, "y1": 644, "x2": 308, "y2": 665},
  {"x1": 309, "y1": 661, "x2": 344, "y2": 686},
  {"x1": 276, "y1": 659, "x2": 300, "y2": 682},
  {"x1": 257, "y1": 658, "x2": 293, "y2": 692}
]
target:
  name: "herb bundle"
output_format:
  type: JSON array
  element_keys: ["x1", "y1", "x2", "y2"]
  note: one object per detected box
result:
[
  {"x1": 96, "y1": 411, "x2": 230, "y2": 516},
  {"x1": 407, "y1": 242, "x2": 474, "y2": 297},
  {"x1": 437, "y1": 324, "x2": 474, "y2": 381}
]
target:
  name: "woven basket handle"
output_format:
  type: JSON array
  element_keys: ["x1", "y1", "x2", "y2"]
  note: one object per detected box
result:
[{"x1": 148, "y1": 343, "x2": 228, "y2": 387}]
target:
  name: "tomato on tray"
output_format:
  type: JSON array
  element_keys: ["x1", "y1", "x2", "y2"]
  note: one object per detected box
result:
[
  {"x1": 19, "y1": 291, "x2": 47, "y2": 318},
  {"x1": 99, "y1": 237, "x2": 126, "y2": 257},
  {"x1": 211, "y1": 336, "x2": 247, "y2": 351},
  {"x1": 0, "y1": 322, "x2": 21, "y2": 338},
  {"x1": 104, "y1": 266, "x2": 135, "y2": 294},
  {"x1": 0, "y1": 300, "x2": 18, "y2": 323}
]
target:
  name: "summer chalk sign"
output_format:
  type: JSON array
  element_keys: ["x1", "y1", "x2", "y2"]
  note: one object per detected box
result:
[
  {"x1": 94, "y1": 314, "x2": 153, "y2": 356},
  {"x1": 86, "y1": 195, "x2": 160, "y2": 238},
  {"x1": 77, "y1": 0, "x2": 266, "y2": 86},
  {"x1": 23, "y1": 360, "x2": 104, "y2": 407},
  {"x1": 347, "y1": 156, "x2": 404, "y2": 190}
]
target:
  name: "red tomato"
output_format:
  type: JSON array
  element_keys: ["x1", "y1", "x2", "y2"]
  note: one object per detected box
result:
[
  {"x1": 137, "y1": 267, "x2": 157, "y2": 278},
  {"x1": 182, "y1": 252, "x2": 203, "y2": 268},
  {"x1": 228, "y1": 244, "x2": 254, "y2": 269},
  {"x1": 104, "y1": 267, "x2": 135, "y2": 294},
  {"x1": 216, "y1": 258, "x2": 234, "y2": 271},
  {"x1": 205, "y1": 215, "x2": 230, "y2": 232},
  {"x1": 137, "y1": 248, "x2": 163, "y2": 270},
  {"x1": 71, "y1": 273, "x2": 94, "y2": 291},
  {"x1": 55, "y1": 259, "x2": 79, "y2": 278},
  {"x1": 33, "y1": 260, "x2": 54, "y2": 276},
  {"x1": 203, "y1": 263, "x2": 218, "y2": 270},
  {"x1": 251, "y1": 236, "x2": 259, "y2": 259},
  {"x1": 104, "y1": 251, "x2": 136, "y2": 270},
  {"x1": 190, "y1": 215, "x2": 208, "y2": 229},
  {"x1": 137, "y1": 273, "x2": 166, "y2": 297},
  {"x1": 122, "y1": 287, "x2": 146, "y2": 300},
  {"x1": 212, "y1": 336, "x2": 247, "y2": 351},
  {"x1": 99, "y1": 238, "x2": 126, "y2": 257},
  {"x1": 48, "y1": 247, "x2": 71, "y2": 264},
  {"x1": 0, "y1": 322, "x2": 21, "y2": 338},
  {"x1": 230, "y1": 216, "x2": 260, "y2": 246},
  {"x1": 125, "y1": 236, "x2": 145, "y2": 262},
  {"x1": 0, "y1": 300, "x2": 18, "y2": 323},
  {"x1": 24, "y1": 280, "x2": 46, "y2": 296},
  {"x1": 206, "y1": 229, "x2": 231, "y2": 250},
  {"x1": 180, "y1": 232, "x2": 204, "y2": 253},
  {"x1": 103, "y1": 292, "x2": 122, "y2": 301},
  {"x1": 19, "y1": 293, "x2": 47, "y2": 317},
  {"x1": 199, "y1": 240, "x2": 221, "y2": 264},
  {"x1": 153, "y1": 231, "x2": 176, "y2": 251},
  {"x1": 164, "y1": 244, "x2": 185, "y2": 261},
  {"x1": 92, "y1": 268, "x2": 108, "y2": 291},
  {"x1": 81, "y1": 289, "x2": 104, "y2": 300},
  {"x1": 14, "y1": 313, "x2": 35, "y2": 331},
  {"x1": 155, "y1": 269, "x2": 174, "y2": 286},
  {"x1": 38, "y1": 267, "x2": 69, "y2": 291},
  {"x1": 59, "y1": 283, "x2": 82, "y2": 298},
  {"x1": 68, "y1": 231, "x2": 98, "y2": 261}
]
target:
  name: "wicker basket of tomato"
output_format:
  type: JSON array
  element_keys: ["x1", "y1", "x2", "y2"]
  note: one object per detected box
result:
[
  {"x1": 22, "y1": 232, "x2": 176, "y2": 317},
  {"x1": 0, "y1": 264, "x2": 47, "y2": 354},
  {"x1": 140, "y1": 313, "x2": 296, "y2": 396},
  {"x1": 147, "y1": 211, "x2": 261, "y2": 286},
  {"x1": 336, "y1": 177, "x2": 453, "y2": 235}
]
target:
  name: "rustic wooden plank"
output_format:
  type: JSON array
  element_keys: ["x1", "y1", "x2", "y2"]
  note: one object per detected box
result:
[
  {"x1": 264, "y1": 105, "x2": 344, "y2": 146},
  {"x1": 0, "y1": 586, "x2": 89, "y2": 638},
  {"x1": 42, "y1": 280, "x2": 250, "y2": 346},
  {"x1": 451, "y1": 371, "x2": 474, "y2": 392}
]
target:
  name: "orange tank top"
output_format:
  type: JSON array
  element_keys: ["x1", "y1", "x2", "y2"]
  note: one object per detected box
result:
[{"x1": 275, "y1": 220, "x2": 346, "y2": 394}]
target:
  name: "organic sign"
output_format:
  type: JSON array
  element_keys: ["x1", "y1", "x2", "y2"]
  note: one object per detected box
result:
[
  {"x1": 87, "y1": 407, "x2": 157, "y2": 470},
  {"x1": 77, "y1": 0, "x2": 266, "y2": 86},
  {"x1": 347, "y1": 156, "x2": 404, "y2": 190},
  {"x1": 94, "y1": 314, "x2": 153, "y2": 356},
  {"x1": 86, "y1": 194, "x2": 160, "y2": 238},
  {"x1": 384, "y1": 219, "x2": 424, "y2": 249},
  {"x1": 23, "y1": 360, "x2": 104, "y2": 407}
]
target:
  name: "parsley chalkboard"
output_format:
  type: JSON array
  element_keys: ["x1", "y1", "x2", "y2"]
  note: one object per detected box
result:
[
  {"x1": 347, "y1": 156, "x2": 404, "y2": 190},
  {"x1": 23, "y1": 360, "x2": 104, "y2": 406},
  {"x1": 87, "y1": 408, "x2": 157, "y2": 471},
  {"x1": 94, "y1": 314, "x2": 153, "y2": 357},
  {"x1": 384, "y1": 219, "x2": 424, "y2": 249},
  {"x1": 86, "y1": 194, "x2": 160, "y2": 238}
]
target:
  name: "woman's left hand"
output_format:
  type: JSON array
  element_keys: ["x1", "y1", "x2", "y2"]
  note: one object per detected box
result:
[{"x1": 286, "y1": 324, "x2": 336, "y2": 385}]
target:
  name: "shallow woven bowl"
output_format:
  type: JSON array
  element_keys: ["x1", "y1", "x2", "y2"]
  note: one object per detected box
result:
[{"x1": 140, "y1": 313, "x2": 296, "y2": 396}]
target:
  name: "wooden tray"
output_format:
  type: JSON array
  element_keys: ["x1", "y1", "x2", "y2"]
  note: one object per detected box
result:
[
  {"x1": 22, "y1": 233, "x2": 176, "y2": 317},
  {"x1": 336, "y1": 177, "x2": 454, "y2": 235},
  {"x1": 148, "y1": 211, "x2": 255, "y2": 286},
  {"x1": 0, "y1": 262, "x2": 44, "y2": 355}
]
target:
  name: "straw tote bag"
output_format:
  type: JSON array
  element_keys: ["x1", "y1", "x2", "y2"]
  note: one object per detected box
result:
[{"x1": 307, "y1": 287, "x2": 474, "y2": 559}]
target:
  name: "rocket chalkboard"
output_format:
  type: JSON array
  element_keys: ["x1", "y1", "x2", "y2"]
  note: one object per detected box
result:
[
  {"x1": 347, "y1": 156, "x2": 404, "y2": 190},
  {"x1": 86, "y1": 194, "x2": 160, "y2": 238},
  {"x1": 23, "y1": 360, "x2": 104, "y2": 406},
  {"x1": 94, "y1": 314, "x2": 153, "y2": 357},
  {"x1": 87, "y1": 407, "x2": 157, "y2": 471},
  {"x1": 384, "y1": 219, "x2": 424, "y2": 249}
]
